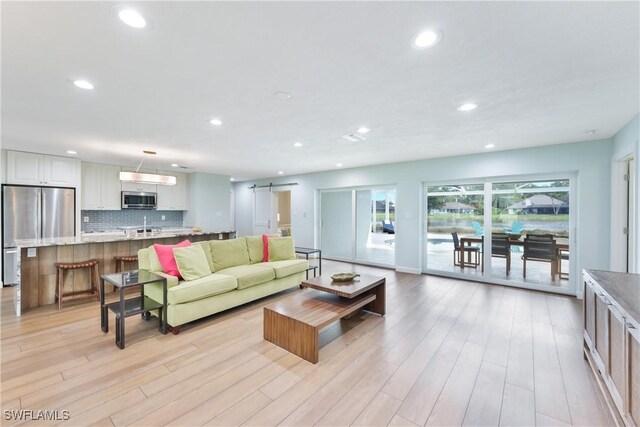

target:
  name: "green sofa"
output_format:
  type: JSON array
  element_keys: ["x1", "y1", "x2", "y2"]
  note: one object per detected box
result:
[{"x1": 137, "y1": 236, "x2": 307, "y2": 332}]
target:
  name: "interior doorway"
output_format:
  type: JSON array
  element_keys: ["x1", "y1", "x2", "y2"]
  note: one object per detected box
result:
[
  {"x1": 276, "y1": 191, "x2": 292, "y2": 236},
  {"x1": 252, "y1": 188, "x2": 292, "y2": 236},
  {"x1": 627, "y1": 158, "x2": 636, "y2": 272}
]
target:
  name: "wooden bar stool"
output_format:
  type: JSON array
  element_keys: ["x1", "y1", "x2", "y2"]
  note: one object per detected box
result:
[
  {"x1": 114, "y1": 255, "x2": 138, "y2": 273},
  {"x1": 54, "y1": 259, "x2": 100, "y2": 309}
]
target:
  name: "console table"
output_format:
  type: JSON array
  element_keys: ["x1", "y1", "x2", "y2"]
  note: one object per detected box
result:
[{"x1": 583, "y1": 269, "x2": 639, "y2": 426}]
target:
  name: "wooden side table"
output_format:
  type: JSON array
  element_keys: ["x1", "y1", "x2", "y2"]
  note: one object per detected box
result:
[{"x1": 100, "y1": 270, "x2": 168, "y2": 349}]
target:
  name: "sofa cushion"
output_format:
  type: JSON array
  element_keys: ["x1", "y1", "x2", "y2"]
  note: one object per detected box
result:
[
  {"x1": 138, "y1": 247, "x2": 151, "y2": 271},
  {"x1": 210, "y1": 238, "x2": 250, "y2": 271},
  {"x1": 194, "y1": 241, "x2": 215, "y2": 272},
  {"x1": 268, "y1": 237, "x2": 296, "y2": 262},
  {"x1": 245, "y1": 236, "x2": 264, "y2": 264},
  {"x1": 173, "y1": 245, "x2": 212, "y2": 281},
  {"x1": 216, "y1": 265, "x2": 275, "y2": 290},
  {"x1": 154, "y1": 240, "x2": 191, "y2": 278},
  {"x1": 261, "y1": 259, "x2": 309, "y2": 279},
  {"x1": 147, "y1": 246, "x2": 163, "y2": 272},
  {"x1": 168, "y1": 273, "x2": 237, "y2": 305}
]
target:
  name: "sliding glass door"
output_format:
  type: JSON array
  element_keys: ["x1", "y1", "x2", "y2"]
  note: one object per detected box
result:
[
  {"x1": 320, "y1": 191, "x2": 353, "y2": 260},
  {"x1": 490, "y1": 179, "x2": 571, "y2": 290},
  {"x1": 424, "y1": 175, "x2": 575, "y2": 294},
  {"x1": 425, "y1": 183, "x2": 486, "y2": 280},
  {"x1": 320, "y1": 187, "x2": 396, "y2": 267}
]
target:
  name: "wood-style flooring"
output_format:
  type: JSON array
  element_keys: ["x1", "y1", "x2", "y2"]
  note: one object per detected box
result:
[{"x1": 0, "y1": 261, "x2": 612, "y2": 426}]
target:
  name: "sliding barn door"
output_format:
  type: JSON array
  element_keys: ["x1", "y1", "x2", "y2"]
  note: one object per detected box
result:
[{"x1": 253, "y1": 188, "x2": 276, "y2": 235}]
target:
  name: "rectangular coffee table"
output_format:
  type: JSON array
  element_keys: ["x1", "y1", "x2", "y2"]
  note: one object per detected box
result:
[
  {"x1": 263, "y1": 274, "x2": 385, "y2": 363},
  {"x1": 301, "y1": 274, "x2": 386, "y2": 315}
]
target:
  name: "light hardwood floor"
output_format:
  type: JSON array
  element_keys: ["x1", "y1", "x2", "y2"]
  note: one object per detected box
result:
[{"x1": 1, "y1": 261, "x2": 613, "y2": 426}]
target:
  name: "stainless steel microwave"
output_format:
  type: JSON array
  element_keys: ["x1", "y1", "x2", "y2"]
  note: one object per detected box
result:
[{"x1": 121, "y1": 191, "x2": 157, "y2": 209}]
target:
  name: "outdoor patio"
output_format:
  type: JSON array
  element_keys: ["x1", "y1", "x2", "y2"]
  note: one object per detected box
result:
[{"x1": 426, "y1": 233, "x2": 570, "y2": 288}]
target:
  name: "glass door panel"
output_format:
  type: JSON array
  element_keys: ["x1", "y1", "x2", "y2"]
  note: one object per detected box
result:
[
  {"x1": 490, "y1": 179, "x2": 570, "y2": 288},
  {"x1": 356, "y1": 189, "x2": 395, "y2": 265},
  {"x1": 425, "y1": 184, "x2": 485, "y2": 278},
  {"x1": 320, "y1": 191, "x2": 353, "y2": 260}
]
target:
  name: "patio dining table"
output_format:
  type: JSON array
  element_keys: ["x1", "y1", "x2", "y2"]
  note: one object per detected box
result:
[{"x1": 459, "y1": 235, "x2": 569, "y2": 276}]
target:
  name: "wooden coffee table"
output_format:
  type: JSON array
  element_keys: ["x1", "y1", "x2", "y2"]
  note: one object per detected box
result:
[
  {"x1": 263, "y1": 274, "x2": 385, "y2": 363},
  {"x1": 300, "y1": 274, "x2": 386, "y2": 315}
]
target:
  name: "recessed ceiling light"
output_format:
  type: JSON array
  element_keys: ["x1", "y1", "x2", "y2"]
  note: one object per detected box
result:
[
  {"x1": 118, "y1": 9, "x2": 147, "y2": 28},
  {"x1": 336, "y1": 163, "x2": 343, "y2": 167},
  {"x1": 73, "y1": 80, "x2": 94, "y2": 90},
  {"x1": 230, "y1": 178, "x2": 235, "y2": 181},
  {"x1": 171, "y1": 163, "x2": 179, "y2": 167},
  {"x1": 457, "y1": 103, "x2": 478, "y2": 112},
  {"x1": 357, "y1": 127, "x2": 370, "y2": 134},
  {"x1": 293, "y1": 142, "x2": 303, "y2": 147},
  {"x1": 278, "y1": 171, "x2": 284, "y2": 175},
  {"x1": 584, "y1": 129, "x2": 598, "y2": 135},
  {"x1": 485, "y1": 144, "x2": 495, "y2": 149},
  {"x1": 210, "y1": 118, "x2": 223, "y2": 126},
  {"x1": 66, "y1": 150, "x2": 77, "y2": 155},
  {"x1": 275, "y1": 92, "x2": 292, "y2": 100},
  {"x1": 412, "y1": 29, "x2": 442, "y2": 49}
]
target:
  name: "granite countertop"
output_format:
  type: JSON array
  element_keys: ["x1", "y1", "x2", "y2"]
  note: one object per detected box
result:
[
  {"x1": 585, "y1": 269, "x2": 640, "y2": 324},
  {"x1": 14, "y1": 230, "x2": 236, "y2": 248}
]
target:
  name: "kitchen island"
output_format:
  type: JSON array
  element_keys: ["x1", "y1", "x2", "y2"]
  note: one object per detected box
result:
[{"x1": 12, "y1": 229, "x2": 236, "y2": 315}]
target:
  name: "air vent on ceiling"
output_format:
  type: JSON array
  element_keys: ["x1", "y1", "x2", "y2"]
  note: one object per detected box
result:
[{"x1": 342, "y1": 134, "x2": 366, "y2": 143}]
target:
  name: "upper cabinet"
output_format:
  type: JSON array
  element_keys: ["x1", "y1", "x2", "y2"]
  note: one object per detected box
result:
[
  {"x1": 80, "y1": 162, "x2": 188, "y2": 211},
  {"x1": 156, "y1": 172, "x2": 188, "y2": 210},
  {"x1": 6, "y1": 151, "x2": 80, "y2": 187},
  {"x1": 81, "y1": 162, "x2": 121, "y2": 210}
]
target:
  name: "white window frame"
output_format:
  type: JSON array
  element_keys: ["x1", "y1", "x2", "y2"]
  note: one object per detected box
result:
[{"x1": 422, "y1": 172, "x2": 578, "y2": 296}]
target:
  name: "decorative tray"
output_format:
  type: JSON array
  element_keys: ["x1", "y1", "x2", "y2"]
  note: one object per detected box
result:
[{"x1": 330, "y1": 273, "x2": 360, "y2": 282}]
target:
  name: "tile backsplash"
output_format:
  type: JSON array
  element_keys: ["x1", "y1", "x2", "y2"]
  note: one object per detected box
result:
[{"x1": 81, "y1": 210, "x2": 185, "y2": 232}]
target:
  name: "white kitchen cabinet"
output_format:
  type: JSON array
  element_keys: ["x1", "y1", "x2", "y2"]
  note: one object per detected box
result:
[
  {"x1": 81, "y1": 162, "x2": 122, "y2": 210},
  {"x1": 156, "y1": 172, "x2": 188, "y2": 210},
  {"x1": 6, "y1": 151, "x2": 79, "y2": 187}
]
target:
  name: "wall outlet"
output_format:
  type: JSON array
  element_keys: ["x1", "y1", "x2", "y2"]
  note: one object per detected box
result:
[
  {"x1": 27, "y1": 248, "x2": 37, "y2": 258},
  {"x1": 161, "y1": 215, "x2": 166, "y2": 221},
  {"x1": 83, "y1": 216, "x2": 89, "y2": 223}
]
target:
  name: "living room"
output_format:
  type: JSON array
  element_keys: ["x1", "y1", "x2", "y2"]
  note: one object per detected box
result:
[{"x1": 1, "y1": 1, "x2": 639, "y2": 426}]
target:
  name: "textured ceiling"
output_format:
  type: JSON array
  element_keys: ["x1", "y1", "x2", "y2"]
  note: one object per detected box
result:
[{"x1": 2, "y1": 1, "x2": 639, "y2": 180}]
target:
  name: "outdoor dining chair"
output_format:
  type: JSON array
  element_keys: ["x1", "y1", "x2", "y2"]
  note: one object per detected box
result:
[
  {"x1": 451, "y1": 232, "x2": 480, "y2": 268},
  {"x1": 522, "y1": 234, "x2": 558, "y2": 280},
  {"x1": 490, "y1": 233, "x2": 511, "y2": 275}
]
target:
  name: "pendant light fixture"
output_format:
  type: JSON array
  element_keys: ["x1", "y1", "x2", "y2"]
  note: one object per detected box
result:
[{"x1": 119, "y1": 150, "x2": 177, "y2": 186}]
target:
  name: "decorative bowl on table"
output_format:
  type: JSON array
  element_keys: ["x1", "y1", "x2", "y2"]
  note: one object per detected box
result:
[
  {"x1": 330, "y1": 273, "x2": 360, "y2": 282},
  {"x1": 192, "y1": 227, "x2": 202, "y2": 233}
]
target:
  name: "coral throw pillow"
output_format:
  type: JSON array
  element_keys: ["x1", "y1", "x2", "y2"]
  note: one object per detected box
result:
[
  {"x1": 262, "y1": 235, "x2": 270, "y2": 262},
  {"x1": 153, "y1": 240, "x2": 191, "y2": 278}
]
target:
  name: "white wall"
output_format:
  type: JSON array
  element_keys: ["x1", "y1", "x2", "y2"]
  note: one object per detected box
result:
[
  {"x1": 611, "y1": 114, "x2": 640, "y2": 271},
  {"x1": 184, "y1": 172, "x2": 232, "y2": 231},
  {"x1": 234, "y1": 139, "x2": 613, "y2": 279}
]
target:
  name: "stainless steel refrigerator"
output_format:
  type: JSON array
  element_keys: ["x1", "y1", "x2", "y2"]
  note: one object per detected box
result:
[{"x1": 2, "y1": 186, "x2": 75, "y2": 285}]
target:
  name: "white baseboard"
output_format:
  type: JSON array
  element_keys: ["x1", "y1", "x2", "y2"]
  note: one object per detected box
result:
[{"x1": 395, "y1": 266, "x2": 422, "y2": 275}]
